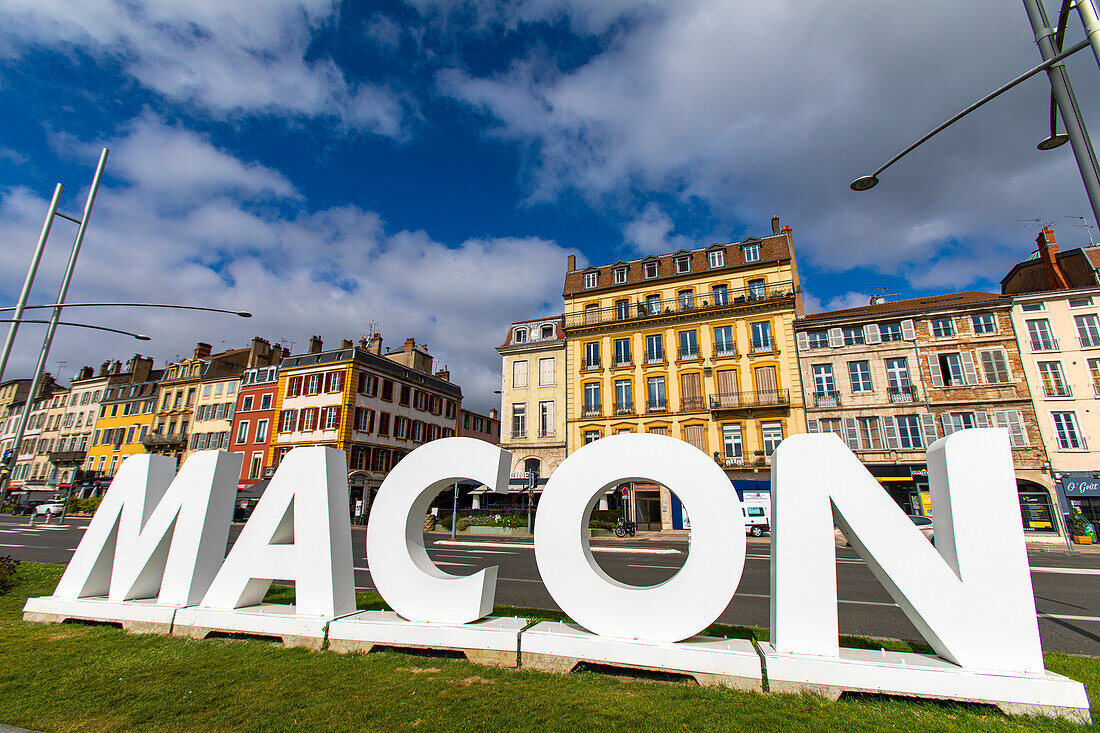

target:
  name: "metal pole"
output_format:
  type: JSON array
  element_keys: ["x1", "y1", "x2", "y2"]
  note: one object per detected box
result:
[
  {"x1": 0, "y1": 149, "x2": 107, "y2": 510},
  {"x1": 1076, "y1": 0, "x2": 1100, "y2": 70},
  {"x1": 1024, "y1": 0, "x2": 1100, "y2": 227},
  {"x1": 0, "y1": 183, "x2": 63, "y2": 384},
  {"x1": 451, "y1": 481, "x2": 459, "y2": 539}
]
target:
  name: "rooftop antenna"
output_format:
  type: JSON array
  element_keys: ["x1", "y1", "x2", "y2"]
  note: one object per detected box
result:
[
  {"x1": 1017, "y1": 218, "x2": 1055, "y2": 229},
  {"x1": 279, "y1": 337, "x2": 295, "y2": 353},
  {"x1": 1067, "y1": 215, "x2": 1097, "y2": 245},
  {"x1": 869, "y1": 286, "x2": 901, "y2": 306}
]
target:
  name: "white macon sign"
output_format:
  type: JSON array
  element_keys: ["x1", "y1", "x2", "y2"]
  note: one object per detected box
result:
[{"x1": 23, "y1": 430, "x2": 1090, "y2": 721}]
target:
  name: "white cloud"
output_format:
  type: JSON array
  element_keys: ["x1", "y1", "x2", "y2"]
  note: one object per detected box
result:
[
  {"x1": 0, "y1": 0, "x2": 409, "y2": 136},
  {"x1": 621, "y1": 202, "x2": 695, "y2": 254},
  {"x1": 801, "y1": 290, "x2": 874, "y2": 315},
  {"x1": 0, "y1": 117, "x2": 571, "y2": 411}
]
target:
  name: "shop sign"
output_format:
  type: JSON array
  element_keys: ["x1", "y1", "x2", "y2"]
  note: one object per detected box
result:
[
  {"x1": 1060, "y1": 471, "x2": 1100, "y2": 497},
  {"x1": 24, "y1": 432, "x2": 1090, "y2": 720}
]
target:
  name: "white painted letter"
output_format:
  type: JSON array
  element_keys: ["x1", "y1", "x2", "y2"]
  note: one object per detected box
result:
[
  {"x1": 199, "y1": 447, "x2": 355, "y2": 617},
  {"x1": 366, "y1": 437, "x2": 511, "y2": 624},
  {"x1": 770, "y1": 430, "x2": 1043, "y2": 672},
  {"x1": 534, "y1": 434, "x2": 745, "y2": 642}
]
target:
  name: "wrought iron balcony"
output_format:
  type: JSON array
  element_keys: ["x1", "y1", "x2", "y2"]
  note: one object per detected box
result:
[
  {"x1": 646, "y1": 399, "x2": 668, "y2": 413},
  {"x1": 1080, "y1": 335, "x2": 1100, "y2": 349},
  {"x1": 709, "y1": 389, "x2": 789, "y2": 410},
  {"x1": 582, "y1": 404, "x2": 602, "y2": 418},
  {"x1": 583, "y1": 357, "x2": 601, "y2": 370},
  {"x1": 750, "y1": 341, "x2": 775, "y2": 353},
  {"x1": 712, "y1": 345, "x2": 738, "y2": 358},
  {"x1": 680, "y1": 397, "x2": 706, "y2": 412},
  {"x1": 645, "y1": 352, "x2": 666, "y2": 365},
  {"x1": 721, "y1": 454, "x2": 744, "y2": 467},
  {"x1": 1030, "y1": 337, "x2": 1060, "y2": 351},
  {"x1": 888, "y1": 386, "x2": 918, "y2": 403},
  {"x1": 1043, "y1": 384, "x2": 1073, "y2": 398},
  {"x1": 511, "y1": 428, "x2": 527, "y2": 439},
  {"x1": 47, "y1": 450, "x2": 86, "y2": 466},
  {"x1": 141, "y1": 432, "x2": 187, "y2": 449},
  {"x1": 536, "y1": 429, "x2": 555, "y2": 438},
  {"x1": 613, "y1": 356, "x2": 633, "y2": 367},
  {"x1": 814, "y1": 390, "x2": 841, "y2": 408},
  {"x1": 677, "y1": 347, "x2": 700, "y2": 360},
  {"x1": 564, "y1": 280, "x2": 796, "y2": 329}
]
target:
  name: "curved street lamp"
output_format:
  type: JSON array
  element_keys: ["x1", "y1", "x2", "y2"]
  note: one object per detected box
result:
[{"x1": 0, "y1": 318, "x2": 149, "y2": 341}]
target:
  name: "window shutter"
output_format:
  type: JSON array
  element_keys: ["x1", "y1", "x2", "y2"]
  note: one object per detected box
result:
[
  {"x1": 941, "y1": 414, "x2": 956, "y2": 436},
  {"x1": 920, "y1": 413, "x2": 938, "y2": 445},
  {"x1": 864, "y1": 323, "x2": 881, "y2": 344},
  {"x1": 1008, "y1": 410, "x2": 1028, "y2": 446},
  {"x1": 296, "y1": 409, "x2": 304, "y2": 431},
  {"x1": 333, "y1": 372, "x2": 343, "y2": 392},
  {"x1": 796, "y1": 332, "x2": 810, "y2": 351},
  {"x1": 883, "y1": 417, "x2": 899, "y2": 449},
  {"x1": 995, "y1": 350, "x2": 1011, "y2": 382},
  {"x1": 979, "y1": 350, "x2": 996, "y2": 383},
  {"x1": 333, "y1": 405, "x2": 341, "y2": 427},
  {"x1": 927, "y1": 355, "x2": 944, "y2": 387},
  {"x1": 807, "y1": 418, "x2": 820, "y2": 433},
  {"x1": 975, "y1": 411, "x2": 989, "y2": 428},
  {"x1": 843, "y1": 417, "x2": 860, "y2": 449},
  {"x1": 901, "y1": 319, "x2": 916, "y2": 340},
  {"x1": 960, "y1": 352, "x2": 979, "y2": 385},
  {"x1": 827, "y1": 328, "x2": 843, "y2": 347}
]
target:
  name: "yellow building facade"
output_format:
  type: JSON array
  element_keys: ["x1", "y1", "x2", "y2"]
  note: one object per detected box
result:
[{"x1": 83, "y1": 380, "x2": 160, "y2": 479}]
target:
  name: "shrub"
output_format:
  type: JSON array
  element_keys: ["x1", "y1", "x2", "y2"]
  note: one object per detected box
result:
[
  {"x1": 457, "y1": 517, "x2": 472, "y2": 531},
  {"x1": 80, "y1": 496, "x2": 102, "y2": 514},
  {"x1": 0, "y1": 555, "x2": 20, "y2": 595}
]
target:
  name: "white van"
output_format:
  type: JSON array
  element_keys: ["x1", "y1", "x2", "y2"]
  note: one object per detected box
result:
[{"x1": 742, "y1": 501, "x2": 770, "y2": 536}]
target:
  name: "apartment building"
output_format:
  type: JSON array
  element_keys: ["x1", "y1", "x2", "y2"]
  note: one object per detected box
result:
[
  {"x1": 269, "y1": 335, "x2": 461, "y2": 520},
  {"x1": 229, "y1": 364, "x2": 279, "y2": 488},
  {"x1": 0, "y1": 374, "x2": 63, "y2": 494},
  {"x1": 28, "y1": 388, "x2": 70, "y2": 487},
  {"x1": 561, "y1": 216, "x2": 805, "y2": 530},
  {"x1": 798, "y1": 291, "x2": 1057, "y2": 538},
  {"x1": 83, "y1": 378, "x2": 161, "y2": 481},
  {"x1": 496, "y1": 316, "x2": 566, "y2": 494},
  {"x1": 458, "y1": 407, "x2": 500, "y2": 445}
]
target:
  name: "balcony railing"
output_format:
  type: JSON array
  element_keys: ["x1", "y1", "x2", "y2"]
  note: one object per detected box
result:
[
  {"x1": 564, "y1": 280, "x2": 796, "y2": 329},
  {"x1": 47, "y1": 450, "x2": 86, "y2": 466},
  {"x1": 712, "y1": 345, "x2": 738, "y2": 358},
  {"x1": 678, "y1": 347, "x2": 700, "y2": 360},
  {"x1": 680, "y1": 397, "x2": 706, "y2": 412},
  {"x1": 721, "y1": 454, "x2": 744, "y2": 467},
  {"x1": 512, "y1": 428, "x2": 527, "y2": 439},
  {"x1": 582, "y1": 404, "x2": 602, "y2": 418},
  {"x1": 814, "y1": 390, "x2": 841, "y2": 407},
  {"x1": 1030, "y1": 337, "x2": 1060, "y2": 351},
  {"x1": 613, "y1": 356, "x2": 633, "y2": 367},
  {"x1": 141, "y1": 432, "x2": 187, "y2": 448},
  {"x1": 709, "y1": 390, "x2": 790, "y2": 410},
  {"x1": 646, "y1": 399, "x2": 668, "y2": 413},
  {"x1": 888, "y1": 385, "x2": 918, "y2": 403},
  {"x1": 1080, "y1": 335, "x2": 1100, "y2": 349},
  {"x1": 750, "y1": 341, "x2": 774, "y2": 353},
  {"x1": 537, "y1": 429, "x2": 556, "y2": 438},
  {"x1": 645, "y1": 352, "x2": 666, "y2": 365},
  {"x1": 1044, "y1": 384, "x2": 1073, "y2": 398},
  {"x1": 583, "y1": 358, "x2": 601, "y2": 370},
  {"x1": 613, "y1": 401, "x2": 635, "y2": 415}
]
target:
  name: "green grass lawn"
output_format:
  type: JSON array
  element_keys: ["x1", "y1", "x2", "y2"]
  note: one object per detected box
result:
[{"x1": 0, "y1": 562, "x2": 1096, "y2": 732}]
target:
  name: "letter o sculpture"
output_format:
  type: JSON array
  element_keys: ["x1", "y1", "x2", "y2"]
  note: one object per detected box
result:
[{"x1": 534, "y1": 433, "x2": 745, "y2": 642}]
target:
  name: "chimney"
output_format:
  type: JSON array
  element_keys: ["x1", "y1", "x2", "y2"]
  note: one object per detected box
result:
[
  {"x1": 130, "y1": 355, "x2": 153, "y2": 383},
  {"x1": 1037, "y1": 227, "x2": 1071, "y2": 290},
  {"x1": 567, "y1": 253, "x2": 576, "y2": 272},
  {"x1": 193, "y1": 342, "x2": 212, "y2": 360},
  {"x1": 110, "y1": 360, "x2": 122, "y2": 375},
  {"x1": 247, "y1": 337, "x2": 272, "y2": 367},
  {"x1": 98, "y1": 361, "x2": 110, "y2": 377},
  {"x1": 781, "y1": 224, "x2": 791, "y2": 234},
  {"x1": 771, "y1": 215, "x2": 780, "y2": 235},
  {"x1": 368, "y1": 333, "x2": 383, "y2": 355},
  {"x1": 434, "y1": 365, "x2": 450, "y2": 382},
  {"x1": 77, "y1": 366, "x2": 93, "y2": 381},
  {"x1": 308, "y1": 335, "x2": 323, "y2": 354},
  {"x1": 489, "y1": 408, "x2": 498, "y2": 420},
  {"x1": 341, "y1": 338, "x2": 353, "y2": 349},
  {"x1": 358, "y1": 336, "x2": 369, "y2": 349}
]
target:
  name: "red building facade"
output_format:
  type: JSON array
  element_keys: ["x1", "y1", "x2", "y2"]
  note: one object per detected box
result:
[{"x1": 229, "y1": 365, "x2": 279, "y2": 488}]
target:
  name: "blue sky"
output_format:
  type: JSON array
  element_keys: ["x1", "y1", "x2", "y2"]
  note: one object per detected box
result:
[{"x1": 1, "y1": 1, "x2": 1098, "y2": 410}]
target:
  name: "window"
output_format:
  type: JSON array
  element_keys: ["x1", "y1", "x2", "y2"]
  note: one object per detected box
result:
[
  {"x1": 394, "y1": 416, "x2": 408, "y2": 439},
  {"x1": 514, "y1": 328, "x2": 527, "y2": 344},
  {"x1": 643, "y1": 261, "x2": 659, "y2": 279},
  {"x1": 614, "y1": 339, "x2": 632, "y2": 367},
  {"x1": 538, "y1": 401, "x2": 555, "y2": 437},
  {"x1": 750, "y1": 322, "x2": 773, "y2": 352},
  {"x1": 678, "y1": 330, "x2": 699, "y2": 359},
  {"x1": 1021, "y1": 302, "x2": 1045, "y2": 312},
  {"x1": 818, "y1": 418, "x2": 844, "y2": 439},
  {"x1": 236, "y1": 421, "x2": 249, "y2": 444},
  {"x1": 933, "y1": 352, "x2": 967, "y2": 386},
  {"x1": 615, "y1": 299, "x2": 630, "y2": 320},
  {"x1": 708, "y1": 249, "x2": 725, "y2": 268},
  {"x1": 885, "y1": 358, "x2": 911, "y2": 395},
  {"x1": 584, "y1": 430, "x2": 601, "y2": 444},
  {"x1": 722, "y1": 424, "x2": 742, "y2": 463},
  {"x1": 979, "y1": 350, "x2": 1010, "y2": 383},
  {"x1": 842, "y1": 326, "x2": 865, "y2": 346},
  {"x1": 675, "y1": 256, "x2": 690, "y2": 274},
  {"x1": 280, "y1": 410, "x2": 296, "y2": 432},
  {"x1": 324, "y1": 406, "x2": 339, "y2": 430},
  {"x1": 1027, "y1": 319, "x2": 1058, "y2": 350},
  {"x1": 645, "y1": 334, "x2": 664, "y2": 363},
  {"x1": 301, "y1": 408, "x2": 316, "y2": 431},
  {"x1": 1053, "y1": 411, "x2": 1085, "y2": 449},
  {"x1": 1070, "y1": 296, "x2": 1094, "y2": 308},
  {"x1": 260, "y1": 394, "x2": 272, "y2": 410},
  {"x1": 1075, "y1": 313, "x2": 1100, "y2": 347},
  {"x1": 513, "y1": 360, "x2": 529, "y2": 387},
  {"x1": 678, "y1": 289, "x2": 695, "y2": 310},
  {"x1": 399, "y1": 385, "x2": 411, "y2": 406},
  {"x1": 614, "y1": 379, "x2": 633, "y2": 413},
  {"x1": 1038, "y1": 361, "x2": 1071, "y2": 398},
  {"x1": 307, "y1": 374, "x2": 322, "y2": 395},
  {"x1": 683, "y1": 424, "x2": 706, "y2": 452},
  {"x1": 1090, "y1": 358, "x2": 1100, "y2": 397},
  {"x1": 711, "y1": 284, "x2": 728, "y2": 305},
  {"x1": 807, "y1": 330, "x2": 829, "y2": 349},
  {"x1": 811, "y1": 364, "x2": 835, "y2": 395},
  {"x1": 742, "y1": 243, "x2": 760, "y2": 262},
  {"x1": 647, "y1": 376, "x2": 666, "y2": 411},
  {"x1": 848, "y1": 361, "x2": 873, "y2": 392},
  {"x1": 538, "y1": 357, "x2": 555, "y2": 386},
  {"x1": 645, "y1": 294, "x2": 661, "y2": 315},
  {"x1": 203, "y1": 385, "x2": 212, "y2": 398},
  {"x1": 255, "y1": 419, "x2": 268, "y2": 443},
  {"x1": 748, "y1": 279, "x2": 766, "y2": 300},
  {"x1": 541, "y1": 324, "x2": 554, "y2": 339},
  {"x1": 583, "y1": 383, "x2": 601, "y2": 415},
  {"x1": 713, "y1": 326, "x2": 735, "y2": 357},
  {"x1": 584, "y1": 303, "x2": 599, "y2": 325},
  {"x1": 895, "y1": 415, "x2": 923, "y2": 449},
  {"x1": 584, "y1": 342, "x2": 600, "y2": 369},
  {"x1": 242, "y1": 395, "x2": 254, "y2": 412},
  {"x1": 378, "y1": 412, "x2": 391, "y2": 436},
  {"x1": 972, "y1": 313, "x2": 996, "y2": 334},
  {"x1": 214, "y1": 383, "x2": 223, "y2": 397},
  {"x1": 249, "y1": 452, "x2": 263, "y2": 480},
  {"x1": 613, "y1": 267, "x2": 628, "y2": 284},
  {"x1": 761, "y1": 421, "x2": 783, "y2": 455},
  {"x1": 512, "y1": 403, "x2": 527, "y2": 438},
  {"x1": 931, "y1": 318, "x2": 954, "y2": 337},
  {"x1": 858, "y1": 417, "x2": 882, "y2": 450},
  {"x1": 381, "y1": 379, "x2": 394, "y2": 401},
  {"x1": 583, "y1": 271, "x2": 598, "y2": 289}
]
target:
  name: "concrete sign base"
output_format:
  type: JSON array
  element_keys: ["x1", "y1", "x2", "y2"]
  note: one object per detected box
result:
[
  {"x1": 761, "y1": 644, "x2": 1092, "y2": 722},
  {"x1": 327, "y1": 611, "x2": 526, "y2": 667},
  {"x1": 23, "y1": 596, "x2": 180, "y2": 635},
  {"x1": 172, "y1": 604, "x2": 335, "y2": 650},
  {"x1": 520, "y1": 621, "x2": 762, "y2": 691}
]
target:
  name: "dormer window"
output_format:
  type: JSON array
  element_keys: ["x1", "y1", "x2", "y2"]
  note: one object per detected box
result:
[
  {"x1": 675, "y1": 256, "x2": 690, "y2": 274},
  {"x1": 514, "y1": 328, "x2": 528, "y2": 344},
  {"x1": 643, "y1": 260, "x2": 659, "y2": 279},
  {"x1": 583, "y1": 270, "x2": 598, "y2": 289},
  {"x1": 613, "y1": 267, "x2": 628, "y2": 284},
  {"x1": 708, "y1": 249, "x2": 725, "y2": 268},
  {"x1": 742, "y1": 243, "x2": 761, "y2": 262},
  {"x1": 541, "y1": 324, "x2": 554, "y2": 339}
]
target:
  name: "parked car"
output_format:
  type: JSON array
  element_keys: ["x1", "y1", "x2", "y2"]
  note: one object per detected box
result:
[
  {"x1": 13, "y1": 501, "x2": 43, "y2": 516},
  {"x1": 34, "y1": 500, "x2": 66, "y2": 516},
  {"x1": 742, "y1": 503, "x2": 770, "y2": 536},
  {"x1": 908, "y1": 514, "x2": 934, "y2": 542}
]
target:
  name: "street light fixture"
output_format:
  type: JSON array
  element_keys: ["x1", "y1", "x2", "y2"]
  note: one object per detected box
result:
[{"x1": 0, "y1": 318, "x2": 149, "y2": 341}]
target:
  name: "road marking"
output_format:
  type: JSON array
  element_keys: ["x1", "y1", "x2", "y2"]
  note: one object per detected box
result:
[
  {"x1": 628, "y1": 564, "x2": 683, "y2": 570},
  {"x1": 1030, "y1": 566, "x2": 1100, "y2": 576},
  {"x1": 434, "y1": 540, "x2": 681, "y2": 555},
  {"x1": 354, "y1": 566, "x2": 370, "y2": 572},
  {"x1": 732, "y1": 591, "x2": 898, "y2": 608},
  {"x1": 1039, "y1": 613, "x2": 1100, "y2": 622}
]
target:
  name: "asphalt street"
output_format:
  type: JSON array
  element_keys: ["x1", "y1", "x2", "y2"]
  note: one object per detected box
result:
[{"x1": 3, "y1": 514, "x2": 1099, "y2": 656}]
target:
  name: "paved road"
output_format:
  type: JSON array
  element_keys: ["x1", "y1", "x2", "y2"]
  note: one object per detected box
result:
[{"x1": 4, "y1": 515, "x2": 1099, "y2": 655}]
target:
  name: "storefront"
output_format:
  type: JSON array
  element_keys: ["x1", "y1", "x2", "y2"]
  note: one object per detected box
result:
[
  {"x1": 1058, "y1": 471, "x2": 1100, "y2": 531},
  {"x1": 868, "y1": 464, "x2": 928, "y2": 516}
]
